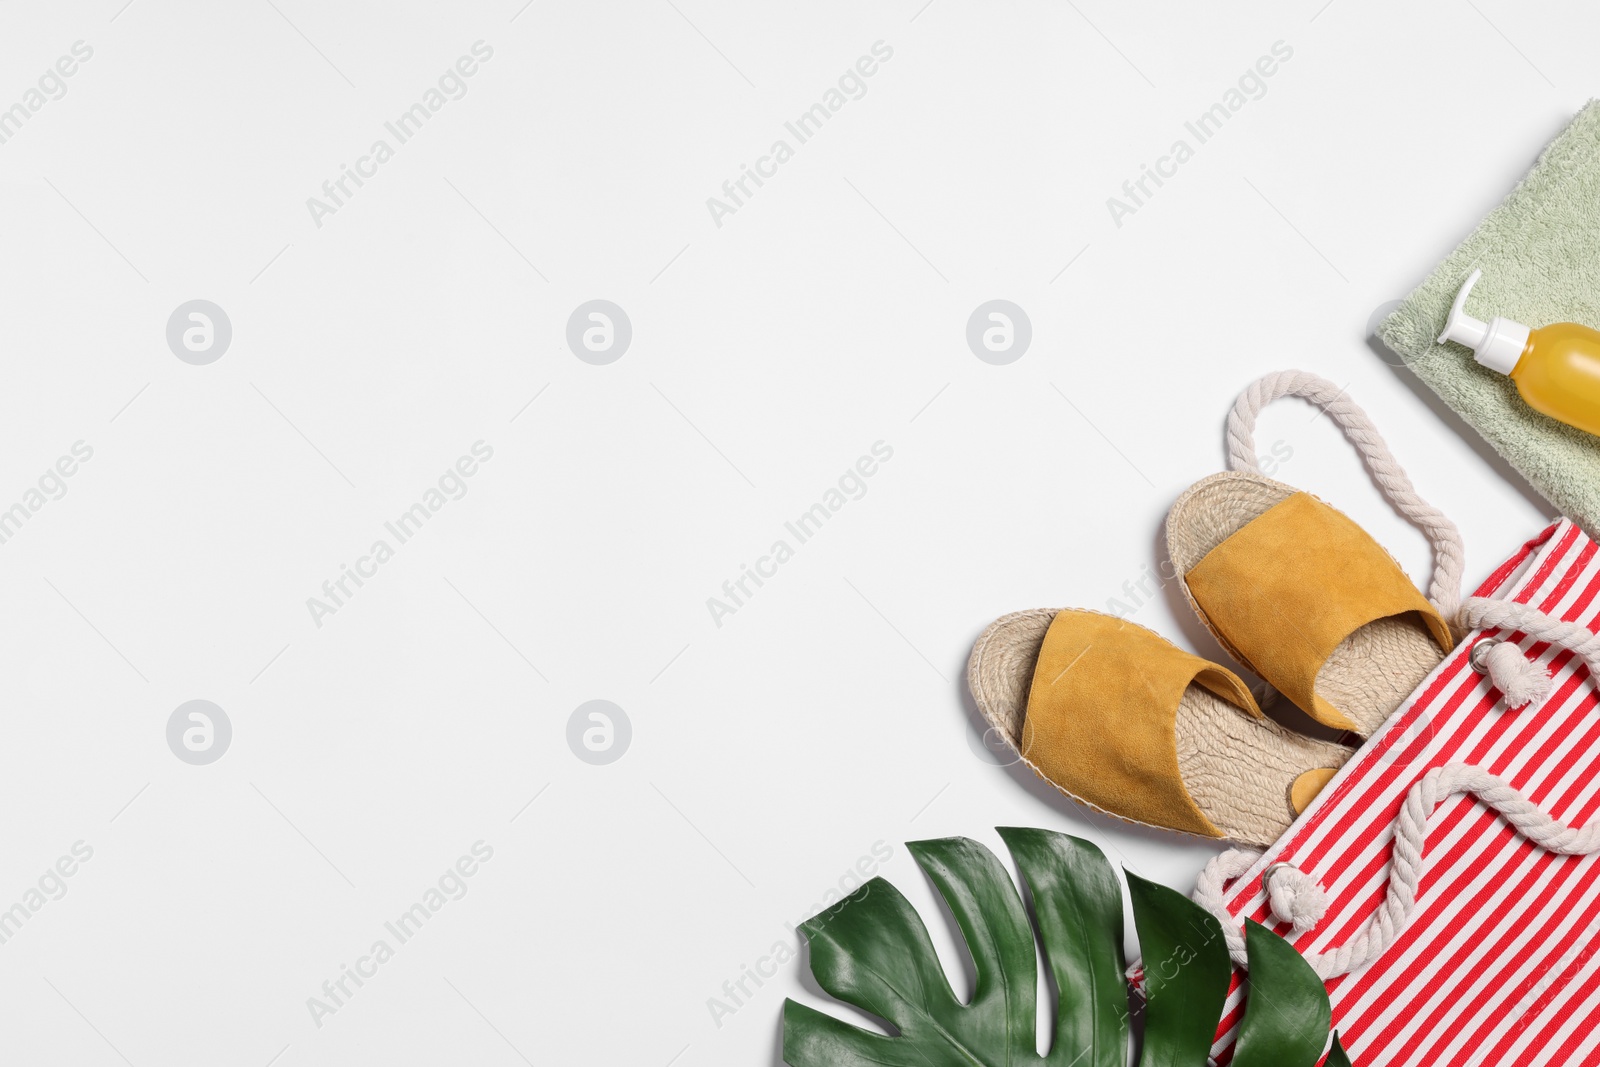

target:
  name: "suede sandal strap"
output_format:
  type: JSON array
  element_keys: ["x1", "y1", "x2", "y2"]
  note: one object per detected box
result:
[
  {"x1": 1020, "y1": 611, "x2": 1259, "y2": 839},
  {"x1": 1183, "y1": 492, "x2": 1454, "y2": 732}
]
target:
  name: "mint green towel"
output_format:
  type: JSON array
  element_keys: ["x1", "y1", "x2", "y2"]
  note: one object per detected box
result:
[{"x1": 1379, "y1": 100, "x2": 1600, "y2": 536}]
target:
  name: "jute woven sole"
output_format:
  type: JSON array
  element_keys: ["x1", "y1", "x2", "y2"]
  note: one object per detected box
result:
[
  {"x1": 967, "y1": 608, "x2": 1352, "y2": 848},
  {"x1": 1166, "y1": 471, "x2": 1446, "y2": 738}
]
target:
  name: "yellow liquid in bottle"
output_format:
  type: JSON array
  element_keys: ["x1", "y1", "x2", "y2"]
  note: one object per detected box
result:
[{"x1": 1511, "y1": 322, "x2": 1600, "y2": 437}]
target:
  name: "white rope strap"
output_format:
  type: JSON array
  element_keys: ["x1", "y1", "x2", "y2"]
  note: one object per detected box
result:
[
  {"x1": 1196, "y1": 764, "x2": 1600, "y2": 979},
  {"x1": 1193, "y1": 371, "x2": 1600, "y2": 976},
  {"x1": 1460, "y1": 597, "x2": 1600, "y2": 682},
  {"x1": 1224, "y1": 370, "x2": 1466, "y2": 618}
]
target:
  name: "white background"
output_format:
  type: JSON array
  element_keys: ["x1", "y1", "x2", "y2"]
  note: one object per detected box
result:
[{"x1": 0, "y1": 0, "x2": 1582, "y2": 1063}]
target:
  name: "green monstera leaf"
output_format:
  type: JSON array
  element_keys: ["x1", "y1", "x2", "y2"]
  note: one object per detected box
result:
[
  {"x1": 1124, "y1": 870, "x2": 1231, "y2": 1066},
  {"x1": 1232, "y1": 920, "x2": 1331, "y2": 1067},
  {"x1": 781, "y1": 827, "x2": 1352, "y2": 1067}
]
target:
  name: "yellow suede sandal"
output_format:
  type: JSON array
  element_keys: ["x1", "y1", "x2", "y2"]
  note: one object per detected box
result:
[
  {"x1": 967, "y1": 608, "x2": 1351, "y2": 848},
  {"x1": 1166, "y1": 471, "x2": 1456, "y2": 739}
]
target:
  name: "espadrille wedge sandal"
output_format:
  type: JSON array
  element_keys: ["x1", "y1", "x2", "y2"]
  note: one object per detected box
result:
[
  {"x1": 1166, "y1": 472, "x2": 1456, "y2": 739},
  {"x1": 967, "y1": 608, "x2": 1351, "y2": 848}
]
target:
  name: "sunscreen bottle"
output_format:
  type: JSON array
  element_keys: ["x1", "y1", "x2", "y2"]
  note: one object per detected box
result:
[{"x1": 1438, "y1": 269, "x2": 1600, "y2": 437}]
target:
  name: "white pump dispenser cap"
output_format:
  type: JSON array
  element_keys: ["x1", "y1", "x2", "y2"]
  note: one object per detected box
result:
[{"x1": 1437, "y1": 269, "x2": 1530, "y2": 375}]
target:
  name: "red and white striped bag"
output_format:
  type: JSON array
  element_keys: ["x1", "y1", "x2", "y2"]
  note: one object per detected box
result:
[{"x1": 1200, "y1": 375, "x2": 1600, "y2": 1066}]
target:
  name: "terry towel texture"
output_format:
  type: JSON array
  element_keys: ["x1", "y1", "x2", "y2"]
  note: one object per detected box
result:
[{"x1": 1379, "y1": 99, "x2": 1600, "y2": 537}]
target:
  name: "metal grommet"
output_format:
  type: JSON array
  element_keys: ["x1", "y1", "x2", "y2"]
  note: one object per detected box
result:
[
  {"x1": 1469, "y1": 638, "x2": 1501, "y2": 675},
  {"x1": 1262, "y1": 861, "x2": 1294, "y2": 890}
]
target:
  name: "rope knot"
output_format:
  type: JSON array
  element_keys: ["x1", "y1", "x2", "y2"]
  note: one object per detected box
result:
[
  {"x1": 1472, "y1": 638, "x2": 1553, "y2": 710},
  {"x1": 1262, "y1": 862, "x2": 1328, "y2": 933}
]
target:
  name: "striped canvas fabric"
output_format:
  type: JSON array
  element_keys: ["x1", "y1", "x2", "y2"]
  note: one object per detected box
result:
[{"x1": 1209, "y1": 518, "x2": 1600, "y2": 1066}]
